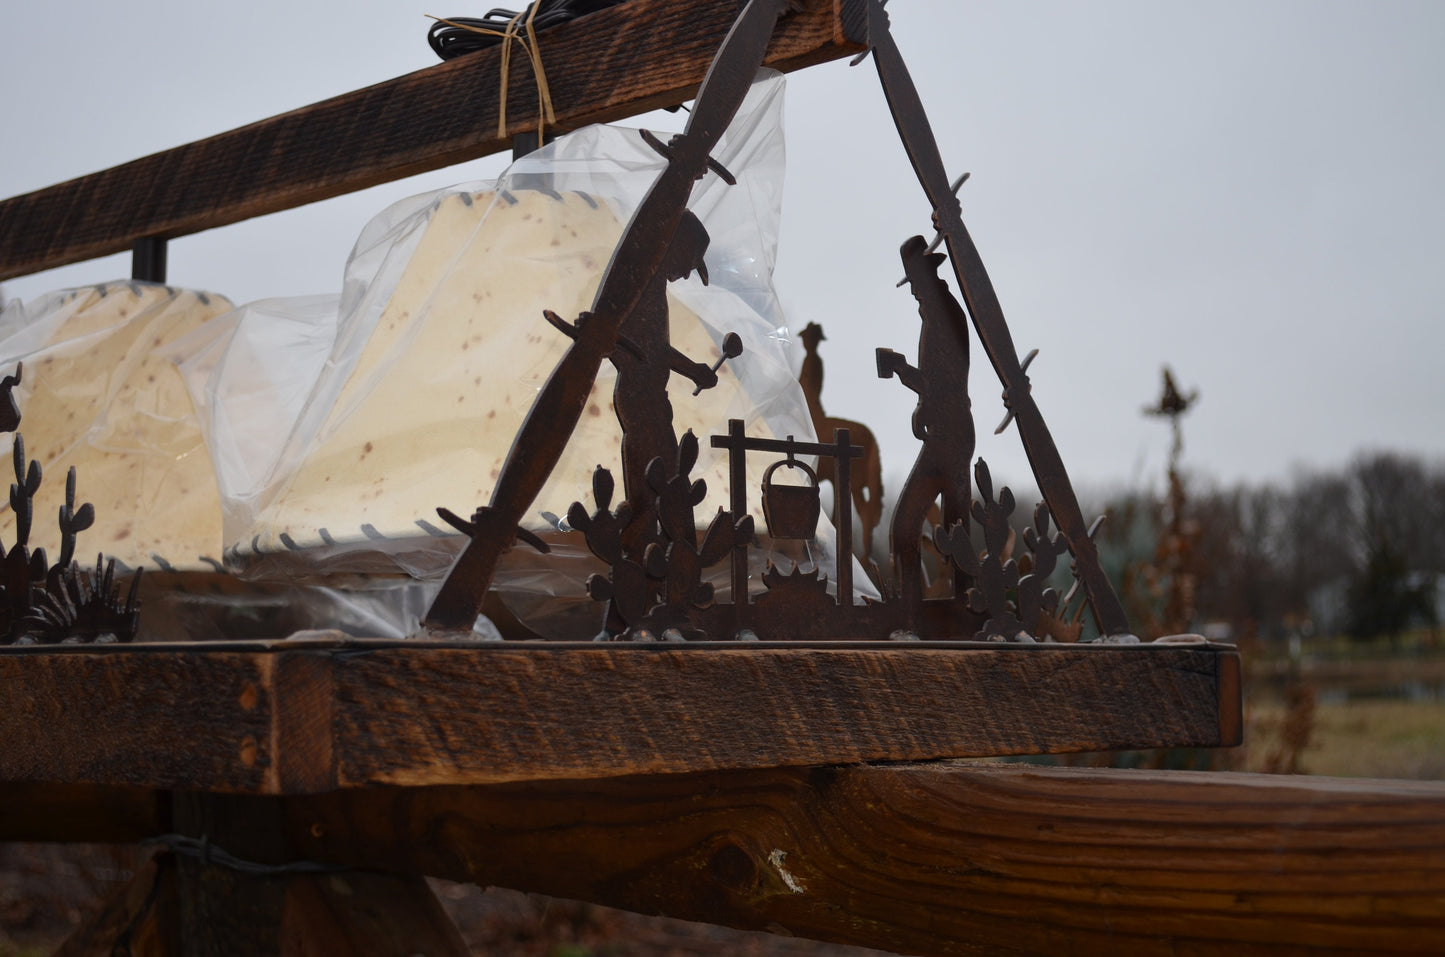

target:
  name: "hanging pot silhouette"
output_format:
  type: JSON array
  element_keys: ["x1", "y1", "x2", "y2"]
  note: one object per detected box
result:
[{"x1": 761, "y1": 456, "x2": 821, "y2": 540}]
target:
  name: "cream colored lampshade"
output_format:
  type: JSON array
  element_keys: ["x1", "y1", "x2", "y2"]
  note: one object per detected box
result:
[
  {"x1": 232, "y1": 187, "x2": 780, "y2": 581},
  {"x1": 0, "y1": 282, "x2": 233, "y2": 571}
]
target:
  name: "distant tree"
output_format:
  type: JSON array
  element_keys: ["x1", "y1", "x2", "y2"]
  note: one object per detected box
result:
[{"x1": 1345, "y1": 536, "x2": 1436, "y2": 642}]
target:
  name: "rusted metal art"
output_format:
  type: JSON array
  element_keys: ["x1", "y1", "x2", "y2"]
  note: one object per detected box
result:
[
  {"x1": 861, "y1": 0, "x2": 1134, "y2": 640},
  {"x1": 422, "y1": 0, "x2": 794, "y2": 635},
  {"x1": 1144, "y1": 366, "x2": 1201, "y2": 635},
  {"x1": 934, "y1": 461, "x2": 1069, "y2": 642},
  {"x1": 426, "y1": 0, "x2": 1142, "y2": 644},
  {"x1": 797, "y1": 323, "x2": 884, "y2": 560},
  {"x1": 877, "y1": 235, "x2": 976, "y2": 607},
  {"x1": 712, "y1": 422, "x2": 863, "y2": 617},
  {"x1": 574, "y1": 431, "x2": 753, "y2": 641},
  {"x1": 609, "y1": 210, "x2": 729, "y2": 568},
  {"x1": 761, "y1": 455, "x2": 821, "y2": 540},
  {"x1": 0, "y1": 365, "x2": 141, "y2": 645}
]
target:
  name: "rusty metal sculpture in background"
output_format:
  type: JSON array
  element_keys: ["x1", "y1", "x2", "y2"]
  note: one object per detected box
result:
[
  {"x1": 797, "y1": 323, "x2": 884, "y2": 561},
  {"x1": 1144, "y1": 366, "x2": 1201, "y2": 636},
  {"x1": 0, "y1": 364, "x2": 141, "y2": 645},
  {"x1": 425, "y1": 0, "x2": 1137, "y2": 644}
]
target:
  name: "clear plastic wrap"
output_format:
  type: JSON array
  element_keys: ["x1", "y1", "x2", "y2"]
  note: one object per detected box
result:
[
  {"x1": 187, "y1": 72, "x2": 874, "y2": 637},
  {"x1": 131, "y1": 573, "x2": 450, "y2": 642},
  {"x1": 0, "y1": 281, "x2": 234, "y2": 572}
]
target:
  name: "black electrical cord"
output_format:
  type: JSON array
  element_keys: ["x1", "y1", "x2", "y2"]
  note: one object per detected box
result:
[{"x1": 428, "y1": 0, "x2": 629, "y2": 61}]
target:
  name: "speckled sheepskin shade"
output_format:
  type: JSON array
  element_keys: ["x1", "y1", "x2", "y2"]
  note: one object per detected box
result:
[
  {"x1": 235, "y1": 187, "x2": 773, "y2": 579},
  {"x1": 0, "y1": 282, "x2": 233, "y2": 571}
]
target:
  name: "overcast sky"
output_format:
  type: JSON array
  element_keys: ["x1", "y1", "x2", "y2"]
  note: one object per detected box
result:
[{"x1": 2, "y1": 1, "x2": 1442, "y2": 500}]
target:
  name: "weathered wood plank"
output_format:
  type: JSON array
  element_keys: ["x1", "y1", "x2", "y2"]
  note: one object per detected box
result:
[
  {"x1": 0, "y1": 0, "x2": 866, "y2": 282},
  {"x1": 0, "y1": 640, "x2": 1238, "y2": 794},
  {"x1": 0, "y1": 648, "x2": 276, "y2": 792},
  {"x1": 283, "y1": 764, "x2": 1445, "y2": 956},
  {"x1": 327, "y1": 642, "x2": 1236, "y2": 788}
]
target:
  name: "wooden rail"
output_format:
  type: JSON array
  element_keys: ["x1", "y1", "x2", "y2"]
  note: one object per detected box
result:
[
  {"x1": 8, "y1": 763, "x2": 1444, "y2": 955},
  {"x1": 0, "y1": 0, "x2": 866, "y2": 282},
  {"x1": 0, "y1": 638, "x2": 1239, "y2": 794}
]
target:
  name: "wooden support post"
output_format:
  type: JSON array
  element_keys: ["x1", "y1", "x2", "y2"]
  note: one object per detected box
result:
[
  {"x1": 130, "y1": 237, "x2": 167, "y2": 283},
  {"x1": 48, "y1": 792, "x2": 469, "y2": 957},
  {"x1": 171, "y1": 793, "x2": 290, "y2": 956}
]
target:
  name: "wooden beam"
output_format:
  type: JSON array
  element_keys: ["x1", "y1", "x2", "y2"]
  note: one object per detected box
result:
[
  {"x1": 0, "y1": 781, "x2": 164, "y2": 842},
  {"x1": 9, "y1": 762, "x2": 1443, "y2": 953},
  {"x1": 0, "y1": 0, "x2": 866, "y2": 282},
  {"x1": 0, "y1": 638, "x2": 1239, "y2": 794},
  {"x1": 281, "y1": 764, "x2": 1445, "y2": 956}
]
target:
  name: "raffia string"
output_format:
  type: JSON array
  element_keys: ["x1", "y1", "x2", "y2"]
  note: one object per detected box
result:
[{"x1": 428, "y1": 8, "x2": 558, "y2": 142}]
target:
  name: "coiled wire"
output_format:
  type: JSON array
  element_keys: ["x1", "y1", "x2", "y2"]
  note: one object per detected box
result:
[{"x1": 428, "y1": 0, "x2": 628, "y2": 60}]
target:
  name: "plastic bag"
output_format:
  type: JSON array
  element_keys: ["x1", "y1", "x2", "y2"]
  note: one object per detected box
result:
[
  {"x1": 131, "y1": 573, "x2": 456, "y2": 642},
  {"x1": 0, "y1": 281, "x2": 233, "y2": 572},
  {"x1": 187, "y1": 72, "x2": 874, "y2": 637}
]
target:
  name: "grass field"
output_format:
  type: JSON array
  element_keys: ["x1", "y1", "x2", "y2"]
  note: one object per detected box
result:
[
  {"x1": 1242, "y1": 645, "x2": 1445, "y2": 779},
  {"x1": 1244, "y1": 697, "x2": 1445, "y2": 779}
]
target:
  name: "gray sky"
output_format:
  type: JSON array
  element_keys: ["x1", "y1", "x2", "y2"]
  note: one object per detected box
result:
[{"x1": 2, "y1": 1, "x2": 1442, "y2": 498}]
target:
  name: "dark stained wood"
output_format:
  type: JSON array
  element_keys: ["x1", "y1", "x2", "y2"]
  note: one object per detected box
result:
[
  {"x1": 278, "y1": 872, "x2": 470, "y2": 957},
  {"x1": 0, "y1": 0, "x2": 866, "y2": 282},
  {"x1": 0, "y1": 648, "x2": 277, "y2": 792},
  {"x1": 172, "y1": 791, "x2": 289, "y2": 956},
  {"x1": 328, "y1": 642, "x2": 1235, "y2": 788},
  {"x1": 10, "y1": 762, "x2": 1445, "y2": 953},
  {"x1": 274, "y1": 651, "x2": 336, "y2": 794},
  {"x1": 1217, "y1": 646, "x2": 1242, "y2": 747},
  {"x1": 45, "y1": 835, "x2": 468, "y2": 957},
  {"x1": 0, "y1": 782, "x2": 164, "y2": 842},
  {"x1": 168, "y1": 791, "x2": 470, "y2": 956},
  {"x1": 284, "y1": 764, "x2": 1445, "y2": 956},
  {"x1": 0, "y1": 639, "x2": 1239, "y2": 794}
]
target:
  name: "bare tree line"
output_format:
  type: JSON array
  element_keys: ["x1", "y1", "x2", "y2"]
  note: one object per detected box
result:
[{"x1": 1095, "y1": 451, "x2": 1445, "y2": 642}]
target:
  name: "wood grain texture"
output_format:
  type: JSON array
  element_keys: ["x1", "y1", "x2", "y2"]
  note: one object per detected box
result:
[
  {"x1": 328, "y1": 643, "x2": 1235, "y2": 788},
  {"x1": 7, "y1": 762, "x2": 1443, "y2": 954},
  {"x1": 0, "y1": 0, "x2": 866, "y2": 282},
  {"x1": 0, "y1": 640, "x2": 1238, "y2": 793},
  {"x1": 0, "y1": 648, "x2": 277, "y2": 792},
  {"x1": 285, "y1": 763, "x2": 1445, "y2": 956}
]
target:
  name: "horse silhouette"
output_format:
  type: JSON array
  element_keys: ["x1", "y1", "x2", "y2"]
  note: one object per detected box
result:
[{"x1": 797, "y1": 323, "x2": 884, "y2": 559}]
